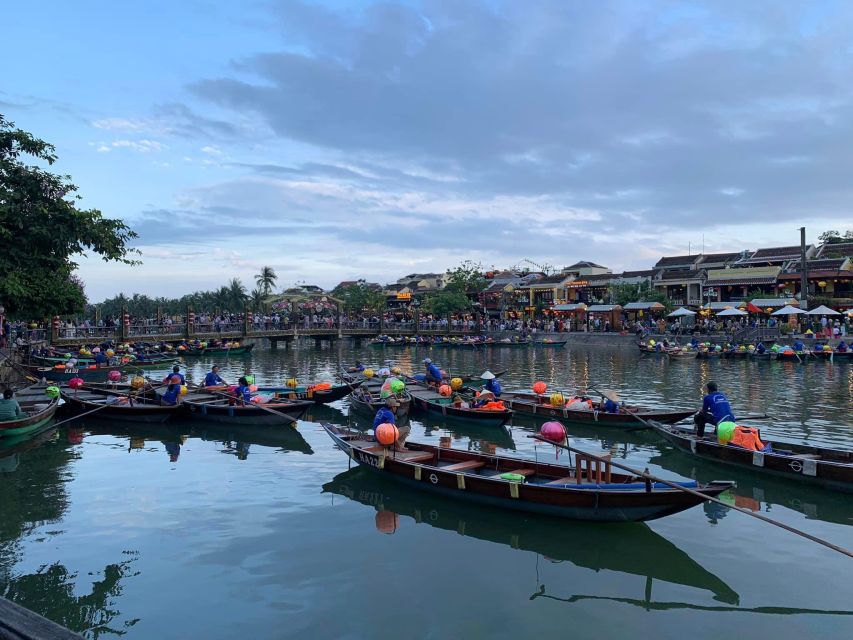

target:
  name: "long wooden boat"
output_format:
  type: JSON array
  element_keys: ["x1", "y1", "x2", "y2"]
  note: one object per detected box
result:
[
  {"x1": 812, "y1": 350, "x2": 853, "y2": 361},
  {"x1": 180, "y1": 391, "x2": 311, "y2": 426},
  {"x1": 533, "y1": 339, "x2": 567, "y2": 348},
  {"x1": 502, "y1": 392, "x2": 694, "y2": 428},
  {"x1": 409, "y1": 387, "x2": 513, "y2": 428},
  {"x1": 322, "y1": 424, "x2": 734, "y2": 522},
  {"x1": 60, "y1": 385, "x2": 181, "y2": 423},
  {"x1": 323, "y1": 466, "x2": 740, "y2": 603},
  {"x1": 258, "y1": 380, "x2": 361, "y2": 404},
  {"x1": 0, "y1": 384, "x2": 60, "y2": 438},
  {"x1": 491, "y1": 340, "x2": 532, "y2": 348},
  {"x1": 31, "y1": 353, "x2": 177, "y2": 367},
  {"x1": 23, "y1": 363, "x2": 137, "y2": 382},
  {"x1": 348, "y1": 388, "x2": 412, "y2": 422},
  {"x1": 650, "y1": 421, "x2": 853, "y2": 494},
  {"x1": 182, "y1": 344, "x2": 255, "y2": 357}
]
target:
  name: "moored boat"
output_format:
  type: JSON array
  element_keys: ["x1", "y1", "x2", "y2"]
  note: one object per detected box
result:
[
  {"x1": 180, "y1": 391, "x2": 311, "y2": 426},
  {"x1": 60, "y1": 385, "x2": 181, "y2": 423},
  {"x1": 650, "y1": 421, "x2": 853, "y2": 494},
  {"x1": 258, "y1": 380, "x2": 361, "y2": 404},
  {"x1": 408, "y1": 387, "x2": 513, "y2": 428},
  {"x1": 533, "y1": 339, "x2": 568, "y2": 348},
  {"x1": 0, "y1": 384, "x2": 60, "y2": 438},
  {"x1": 322, "y1": 424, "x2": 734, "y2": 522},
  {"x1": 182, "y1": 344, "x2": 255, "y2": 356},
  {"x1": 502, "y1": 391, "x2": 694, "y2": 428},
  {"x1": 24, "y1": 363, "x2": 138, "y2": 382},
  {"x1": 348, "y1": 387, "x2": 412, "y2": 422}
]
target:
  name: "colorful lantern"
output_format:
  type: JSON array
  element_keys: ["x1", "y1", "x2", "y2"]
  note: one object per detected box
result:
[
  {"x1": 68, "y1": 377, "x2": 84, "y2": 390},
  {"x1": 438, "y1": 384, "x2": 452, "y2": 397},
  {"x1": 532, "y1": 381, "x2": 547, "y2": 395},
  {"x1": 286, "y1": 378, "x2": 298, "y2": 388},
  {"x1": 45, "y1": 386, "x2": 60, "y2": 399},
  {"x1": 107, "y1": 370, "x2": 121, "y2": 382},
  {"x1": 375, "y1": 423, "x2": 399, "y2": 446},
  {"x1": 540, "y1": 421, "x2": 567, "y2": 444},
  {"x1": 550, "y1": 392, "x2": 564, "y2": 406},
  {"x1": 390, "y1": 379, "x2": 405, "y2": 393},
  {"x1": 180, "y1": 385, "x2": 188, "y2": 396},
  {"x1": 450, "y1": 377, "x2": 463, "y2": 391},
  {"x1": 131, "y1": 376, "x2": 146, "y2": 390}
]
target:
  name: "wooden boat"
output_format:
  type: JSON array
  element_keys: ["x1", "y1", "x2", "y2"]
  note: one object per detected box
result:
[
  {"x1": 23, "y1": 363, "x2": 137, "y2": 382},
  {"x1": 183, "y1": 344, "x2": 255, "y2": 357},
  {"x1": 408, "y1": 387, "x2": 513, "y2": 428},
  {"x1": 179, "y1": 391, "x2": 311, "y2": 426},
  {"x1": 502, "y1": 392, "x2": 694, "y2": 428},
  {"x1": 60, "y1": 385, "x2": 181, "y2": 423},
  {"x1": 491, "y1": 340, "x2": 532, "y2": 348},
  {"x1": 348, "y1": 387, "x2": 412, "y2": 421},
  {"x1": 650, "y1": 422, "x2": 853, "y2": 494},
  {"x1": 772, "y1": 350, "x2": 812, "y2": 362},
  {"x1": 0, "y1": 384, "x2": 60, "y2": 438},
  {"x1": 258, "y1": 380, "x2": 361, "y2": 404},
  {"x1": 31, "y1": 353, "x2": 177, "y2": 367},
  {"x1": 533, "y1": 339, "x2": 568, "y2": 348},
  {"x1": 696, "y1": 349, "x2": 722, "y2": 359},
  {"x1": 322, "y1": 424, "x2": 734, "y2": 522}
]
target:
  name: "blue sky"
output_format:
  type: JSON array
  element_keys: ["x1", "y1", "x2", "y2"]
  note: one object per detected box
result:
[{"x1": 3, "y1": 0, "x2": 851, "y2": 301}]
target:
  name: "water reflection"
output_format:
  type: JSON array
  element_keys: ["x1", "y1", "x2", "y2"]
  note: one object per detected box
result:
[{"x1": 323, "y1": 467, "x2": 740, "y2": 605}]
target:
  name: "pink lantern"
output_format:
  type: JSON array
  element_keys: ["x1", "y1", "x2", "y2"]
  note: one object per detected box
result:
[
  {"x1": 107, "y1": 370, "x2": 121, "y2": 382},
  {"x1": 68, "y1": 377, "x2": 85, "y2": 390},
  {"x1": 540, "y1": 421, "x2": 567, "y2": 444}
]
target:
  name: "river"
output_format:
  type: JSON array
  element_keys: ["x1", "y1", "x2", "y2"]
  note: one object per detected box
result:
[{"x1": 1, "y1": 341, "x2": 851, "y2": 638}]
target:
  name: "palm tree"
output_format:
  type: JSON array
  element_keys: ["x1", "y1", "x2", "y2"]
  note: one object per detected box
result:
[
  {"x1": 256, "y1": 266, "x2": 278, "y2": 296},
  {"x1": 228, "y1": 278, "x2": 248, "y2": 310},
  {"x1": 250, "y1": 287, "x2": 265, "y2": 311}
]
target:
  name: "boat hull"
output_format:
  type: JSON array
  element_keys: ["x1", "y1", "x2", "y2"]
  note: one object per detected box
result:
[
  {"x1": 503, "y1": 393, "x2": 693, "y2": 428},
  {"x1": 0, "y1": 385, "x2": 60, "y2": 438},
  {"x1": 183, "y1": 399, "x2": 311, "y2": 426}
]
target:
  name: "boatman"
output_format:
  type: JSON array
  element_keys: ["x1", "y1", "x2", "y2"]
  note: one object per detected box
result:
[
  {"x1": 838, "y1": 340, "x2": 849, "y2": 353},
  {"x1": 480, "y1": 371, "x2": 502, "y2": 397},
  {"x1": 0, "y1": 388, "x2": 22, "y2": 421},
  {"x1": 792, "y1": 338, "x2": 806, "y2": 352},
  {"x1": 423, "y1": 358, "x2": 443, "y2": 384},
  {"x1": 163, "y1": 365, "x2": 185, "y2": 385},
  {"x1": 204, "y1": 365, "x2": 226, "y2": 387},
  {"x1": 373, "y1": 397, "x2": 411, "y2": 450},
  {"x1": 755, "y1": 341, "x2": 766, "y2": 355},
  {"x1": 694, "y1": 381, "x2": 735, "y2": 439}
]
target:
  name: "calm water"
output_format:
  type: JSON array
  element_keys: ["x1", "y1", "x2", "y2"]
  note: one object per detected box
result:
[{"x1": 1, "y1": 342, "x2": 852, "y2": 639}]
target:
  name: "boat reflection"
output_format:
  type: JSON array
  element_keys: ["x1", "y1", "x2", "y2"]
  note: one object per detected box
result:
[
  {"x1": 651, "y1": 448, "x2": 853, "y2": 528},
  {"x1": 323, "y1": 467, "x2": 740, "y2": 605}
]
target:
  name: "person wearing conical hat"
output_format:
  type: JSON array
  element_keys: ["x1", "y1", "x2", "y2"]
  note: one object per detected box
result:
[{"x1": 480, "y1": 370, "x2": 502, "y2": 397}]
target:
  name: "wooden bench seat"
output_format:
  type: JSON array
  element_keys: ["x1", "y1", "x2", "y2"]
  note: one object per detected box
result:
[
  {"x1": 504, "y1": 468, "x2": 535, "y2": 477},
  {"x1": 440, "y1": 460, "x2": 486, "y2": 472},
  {"x1": 545, "y1": 476, "x2": 575, "y2": 485},
  {"x1": 399, "y1": 452, "x2": 434, "y2": 463},
  {"x1": 791, "y1": 454, "x2": 821, "y2": 460}
]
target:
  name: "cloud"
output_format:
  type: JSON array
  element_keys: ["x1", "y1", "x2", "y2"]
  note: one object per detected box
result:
[
  {"x1": 99, "y1": 139, "x2": 168, "y2": 153},
  {"x1": 185, "y1": 0, "x2": 853, "y2": 232}
]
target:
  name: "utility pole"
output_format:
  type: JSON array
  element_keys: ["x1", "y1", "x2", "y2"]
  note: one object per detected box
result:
[{"x1": 799, "y1": 227, "x2": 808, "y2": 306}]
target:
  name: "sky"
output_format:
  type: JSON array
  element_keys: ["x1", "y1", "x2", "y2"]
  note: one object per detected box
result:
[{"x1": 3, "y1": 0, "x2": 852, "y2": 301}]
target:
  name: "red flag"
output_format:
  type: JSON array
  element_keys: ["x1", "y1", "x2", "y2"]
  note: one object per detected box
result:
[{"x1": 746, "y1": 302, "x2": 762, "y2": 314}]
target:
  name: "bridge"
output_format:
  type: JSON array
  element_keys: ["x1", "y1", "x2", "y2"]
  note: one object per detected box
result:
[{"x1": 40, "y1": 320, "x2": 482, "y2": 347}]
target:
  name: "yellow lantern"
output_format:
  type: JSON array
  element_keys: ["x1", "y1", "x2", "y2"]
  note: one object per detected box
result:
[
  {"x1": 550, "y1": 392, "x2": 565, "y2": 407},
  {"x1": 817, "y1": 281, "x2": 827, "y2": 288},
  {"x1": 450, "y1": 377, "x2": 463, "y2": 391},
  {"x1": 286, "y1": 378, "x2": 298, "y2": 388},
  {"x1": 363, "y1": 369, "x2": 375, "y2": 378},
  {"x1": 180, "y1": 385, "x2": 188, "y2": 396}
]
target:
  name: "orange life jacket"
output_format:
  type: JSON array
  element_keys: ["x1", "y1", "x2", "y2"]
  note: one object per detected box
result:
[
  {"x1": 479, "y1": 401, "x2": 505, "y2": 411},
  {"x1": 729, "y1": 426, "x2": 765, "y2": 451}
]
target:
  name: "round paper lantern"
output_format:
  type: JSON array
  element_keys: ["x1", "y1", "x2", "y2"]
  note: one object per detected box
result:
[
  {"x1": 45, "y1": 386, "x2": 60, "y2": 399},
  {"x1": 64, "y1": 353, "x2": 72, "y2": 359},
  {"x1": 106, "y1": 349, "x2": 115, "y2": 357},
  {"x1": 532, "y1": 381, "x2": 547, "y2": 395},
  {"x1": 170, "y1": 375, "x2": 182, "y2": 384},
  {"x1": 390, "y1": 366, "x2": 402, "y2": 375},
  {"x1": 438, "y1": 384, "x2": 452, "y2": 397},
  {"x1": 131, "y1": 376, "x2": 146, "y2": 390},
  {"x1": 177, "y1": 345, "x2": 185, "y2": 351},
  {"x1": 540, "y1": 421, "x2": 567, "y2": 444},
  {"x1": 390, "y1": 379, "x2": 405, "y2": 393},
  {"x1": 549, "y1": 392, "x2": 564, "y2": 407},
  {"x1": 107, "y1": 370, "x2": 121, "y2": 382},
  {"x1": 68, "y1": 377, "x2": 84, "y2": 390},
  {"x1": 92, "y1": 347, "x2": 101, "y2": 353},
  {"x1": 180, "y1": 385, "x2": 188, "y2": 396},
  {"x1": 249, "y1": 384, "x2": 258, "y2": 392},
  {"x1": 375, "y1": 423, "x2": 399, "y2": 446},
  {"x1": 450, "y1": 377, "x2": 463, "y2": 391},
  {"x1": 286, "y1": 378, "x2": 298, "y2": 388},
  {"x1": 245, "y1": 375, "x2": 255, "y2": 385},
  {"x1": 363, "y1": 369, "x2": 375, "y2": 378}
]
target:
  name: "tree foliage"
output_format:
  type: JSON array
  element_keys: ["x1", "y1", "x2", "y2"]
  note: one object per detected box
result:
[
  {"x1": 608, "y1": 281, "x2": 671, "y2": 310},
  {"x1": 445, "y1": 260, "x2": 487, "y2": 294},
  {"x1": 331, "y1": 280, "x2": 385, "y2": 313},
  {"x1": 423, "y1": 289, "x2": 472, "y2": 316},
  {"x1": 255, "y1": 266, "x2": 277, "y2": 296},
  {"x1": 817, "y1": 229, "x2": 852, "y2": 245},
  {"x1": 0, "y1": 115, "x2": 138, "y2": 316}
]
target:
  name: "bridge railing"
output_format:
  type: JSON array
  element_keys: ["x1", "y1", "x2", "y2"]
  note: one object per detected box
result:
[
  {"x1": 128, "y1": 324, "x2": 183, "y2": 338},
  {"x1": 53, "y1": 326, "x2": 119, "y2": 341},
  {"x1": 194, "y1": 322, "x2": 243, "y2": 334}
]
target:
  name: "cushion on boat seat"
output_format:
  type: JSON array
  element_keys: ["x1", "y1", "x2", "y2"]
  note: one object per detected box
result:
[
  {"x1": 566, "y1": 481, "x2": 700, "y2": 490},
  {"x1": 440, "y1": 460, "x2": 485, "y2": 472}
]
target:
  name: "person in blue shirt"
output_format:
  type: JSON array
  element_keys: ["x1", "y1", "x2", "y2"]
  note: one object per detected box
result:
[
  {"x1": 423, "y1": 358, "x2": 443, "y2": 383},
  {"x1": 373, "y1": 397, "x2": 398, "y2": 429},
  {"x1": 690, "y1": 336, "x2": 700, "y2": 349},
  {"x1": 233, "y1": 376, "x2": 253, "y2": 405},
  {"x1": 792, "y1": 339, "x2": 806, "y2": 352},
  {"x1": 163, "y1": 365, "x2": 185, "y2": 385},
  {"x1": 694, "y1": 381, "x2": 735, "y2": 438},
  {"x1": 600, "y1": 390, "x2": 620, "y2": 413},
  {"x1": 838, "y1": 341, "x2": 848, "y2": 353},
  {"x1": 755, "y1": 342, "x2": 766, "y2": 354},
  {"x1": 93, "y1": 350, "x2": 107, "y2": 365},
  {"x1": 480, "y1": 371, "x2": 502, "y2": 397},
  {"x1": 204, "y1": 365, "x2": 226, "y2": 387},
  {"x1": 161, "y1": 382, "x2": 181, "y2": 406}
]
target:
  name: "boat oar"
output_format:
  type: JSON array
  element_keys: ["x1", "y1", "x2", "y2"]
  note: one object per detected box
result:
[
  {"x1": 184, "y1": 381, "x2": 300, "y2": 426},
  {"x1": 529, "y1": 434, "x2": 853, "y2": 560},
  {"x1": 587, "y1": 384, "x2": 657, "y2": 431},
  {"x1": 54, "y1": 381, "x2": 171, "y2": 428}
]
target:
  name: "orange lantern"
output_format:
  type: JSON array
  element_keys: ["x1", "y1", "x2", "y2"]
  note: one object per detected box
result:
[
  {"x1": 375, "y1": 423, "x2": 399, "y2": 446},
  {"x1": 438, "y1": 384, "x2": 452, "y2": 397},
  {"x1": 532, "y1": 381, "x2": 547, "y2": 395}
]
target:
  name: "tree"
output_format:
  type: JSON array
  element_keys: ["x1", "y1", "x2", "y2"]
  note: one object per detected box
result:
[
  {"x1": 608, "y1": 281, "x2": 671, "y2": 310},
  {"x1": 423, "y1": 289, "x2": 472, "y2": 316},
  {"x1": 818, "y1": 229, "x2": 852, "y2": 245},
  {"x1": 0, "y1": 115, "x2": 138, "y2": 316},
  {"x1": 255, "y1": 266, "x2": 277, "y2": 296},
  {"x1": 331, "y1": 280, "x2": 385, "y2": 313},
  {"x1": 444, "y1": 260, "x2": 487, "y2": 295},
  {"x1": 249, "y1": 287, "x2": 266, "y2": 311},
  {"x1": 228, "y1": 278, "x2": 247, "y2": 309}
]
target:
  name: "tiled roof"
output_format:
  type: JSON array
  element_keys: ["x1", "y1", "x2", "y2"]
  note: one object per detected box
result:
[
  {"x1": 565, "y1": 260, "x2": 606, "y2": 269},
  {"x1": 704, "y1": 266, "x2": 780, "y2": 286},
  {"x1": 623, "y1": 302, "x2": 665, "y2": 310},
  {"x1": 748, "y1": 245, "x2": 810, "y2": 259},
  {"x1": 617, "y1": 270, "x2": 657, "y2": 278},
  {"x1": 586, "y1": 273, "x2": 615, "y2": 283},
  {"x1": 586, "y1": 304, "x2": 620, "y2": 312},
  {"x1": 657, "y1": 269, "x2": 702, "y2": 281},
  {"x1": 784, "y1": 258, "x2": 848, "y2": 272},
  {"x1": 655, "y1": 255, "x2": 700, "y2": 268},
  {"x1": 698, "y1": 252, "x2": 744, "y2": 265},
  {"x1": 817, "y1": 242, "x2": 853, "y2": 258}
]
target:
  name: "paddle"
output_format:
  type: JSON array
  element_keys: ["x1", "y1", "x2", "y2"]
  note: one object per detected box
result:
[
  {"x1": 529, "y1": 434, "x2": 853, "y2": 560},
  {"x1": 183, "y1": 380, "x2": 300, "y2": 426},
  {"x1": 586, "y1": 384, "x2": 656, "y2": 431},
  {"x1": 53, "y1": 381, "x2": 171, "y2": 428}
]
